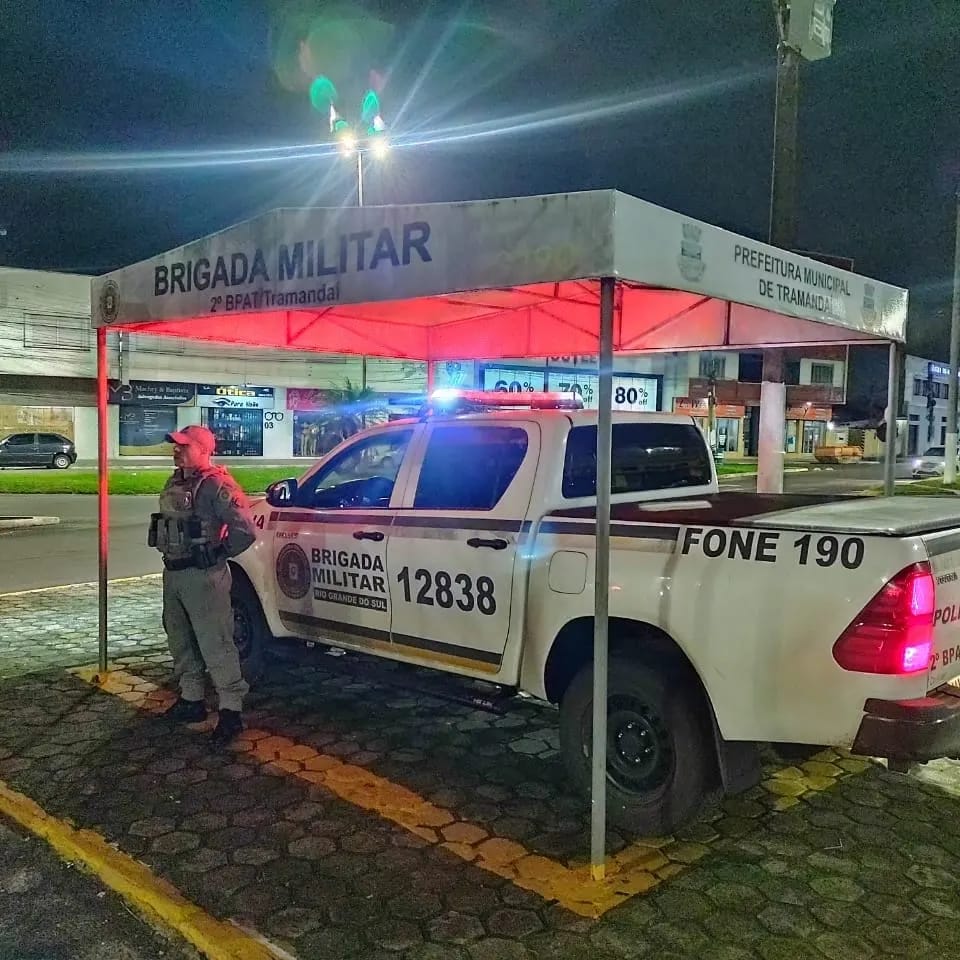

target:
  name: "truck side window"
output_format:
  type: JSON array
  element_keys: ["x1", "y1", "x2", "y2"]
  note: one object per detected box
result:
[
  {"x1": 297, "y1": 430, "x2": 412, "y2": 509},
  {"x1": 414, "y1": 426, "x2": 529, "y2": 511},
  {"x1": 562, "y1": 423, "x2": 712, "y2": 498}
]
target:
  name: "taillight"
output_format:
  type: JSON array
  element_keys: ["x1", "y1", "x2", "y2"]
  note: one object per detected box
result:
[{"x1": 833, "y1": 563, "x2": 935, "y2": 675}]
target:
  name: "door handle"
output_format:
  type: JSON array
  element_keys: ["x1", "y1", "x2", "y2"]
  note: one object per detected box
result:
[
  {"x1": 467, "y1": 537, "x2": 509, "y2": 550},
  {"x1": 353, "y1": 530, "x2": 385, "y2": 542}
]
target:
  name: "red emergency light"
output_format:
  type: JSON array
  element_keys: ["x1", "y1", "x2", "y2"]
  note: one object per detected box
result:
[{"x1": 430, "y1": 389, "x2": 584, "y2": 411}]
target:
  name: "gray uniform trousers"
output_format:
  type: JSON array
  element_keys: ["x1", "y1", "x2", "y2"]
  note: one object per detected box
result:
[{"x1": 162, "y1": 563, "x2": 248, "y2": 712}]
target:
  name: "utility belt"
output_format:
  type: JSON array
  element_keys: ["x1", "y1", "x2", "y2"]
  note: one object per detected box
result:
[
  {"x1": 163, "y1": 555, "x2": 224, "y2": 570},
  {"x1": 162, "y1": 550, "x2": 225, "y2": 572}
]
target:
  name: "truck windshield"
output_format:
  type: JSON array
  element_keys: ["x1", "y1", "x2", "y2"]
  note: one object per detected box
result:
[{"x1": 562, "y1": 422, "x2": 712, "y2": 498}]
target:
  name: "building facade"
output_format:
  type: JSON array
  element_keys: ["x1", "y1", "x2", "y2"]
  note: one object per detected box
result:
[
  {"x1": 904, "y1": 354, "x2": 953, "y2": 456},
  {"x1": 0, "y1": 268, "x2": 848, "y2": 461}
]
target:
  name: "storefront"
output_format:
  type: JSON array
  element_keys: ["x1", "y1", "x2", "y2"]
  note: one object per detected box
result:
[
  {"x1": 109, "y1": 379, "x2": 196, "y2": 456},
  {"x1": 785, "y1": 405, "x2": 833, "y2": 455},
  {"x1": 672, "y1": 398, "x2": 745, "y2": 455},
  {"x1": 196, "y1": 385, "x2": 274, "y2": 457},
  {"x1": 287, "y1": 388, "x2": 422, "y2": 458},
  {"x1": 478, "y1": 362, "x2": 661, "y2": 411}
]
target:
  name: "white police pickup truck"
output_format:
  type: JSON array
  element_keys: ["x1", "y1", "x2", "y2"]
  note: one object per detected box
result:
[{"x1": 230, "y1": 391, "x2": 960, "y2": 833}]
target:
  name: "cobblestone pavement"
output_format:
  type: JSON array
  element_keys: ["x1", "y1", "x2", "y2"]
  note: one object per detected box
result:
[{"x1": 2, "y1": 578, "x2": 960, "y2": 959}]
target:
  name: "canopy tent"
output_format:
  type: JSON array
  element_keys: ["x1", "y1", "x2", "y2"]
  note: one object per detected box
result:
[
  {"x1": 91, "y1": 190, "x2": 908, "y2": 877},
  {"x1": 93, "y1": 190, "x2": 905, "y2": 354}
]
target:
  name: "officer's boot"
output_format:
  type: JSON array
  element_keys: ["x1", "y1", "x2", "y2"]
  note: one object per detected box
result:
[
  {"x1": 210, "y1": 709, "x2": 243, "y2": 747},
  {"x1": 164, "y1": 697, "x2": 207, "y2": 724}
]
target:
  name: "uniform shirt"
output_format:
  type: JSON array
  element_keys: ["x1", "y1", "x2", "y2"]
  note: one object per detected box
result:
[{"x1": 157, "y1": 465, "x2": 256, "y2": 561}]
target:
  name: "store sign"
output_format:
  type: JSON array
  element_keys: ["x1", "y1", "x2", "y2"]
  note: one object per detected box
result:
[
  {"x1": 481, "y1": 365, "x2": 659, "y2": 412},
  {"x1": 108, "y1": 380, "x2": 195, "y2": 405},
  {"x1": 786, "y1": 406, "x2": 832, "y2": 422},
  {"x1": 197, "y1": 384, "x2": 274, "y2": 410},
  {"x1": 286, "y1": 388, "x2": 335, "y2": 411},
  {"x1": 928, "y1": 362, "x2": 956, "y2": 379},
  {"x1": 673, "y1": 398, "x2": 745, "y2": 419}
]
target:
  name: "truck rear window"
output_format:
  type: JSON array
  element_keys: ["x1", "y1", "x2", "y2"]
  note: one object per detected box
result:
[{"x1": 562, "y1": 423, "x2": 712, "y2": 498}]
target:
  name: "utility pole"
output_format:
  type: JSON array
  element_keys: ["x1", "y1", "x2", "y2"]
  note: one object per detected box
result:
[
  {"x1": 945, "y1": 193, "x2": 960, "y2": 484},
  {"x1": 768, "y1": 1, "x2": 800, "y2": 250},
  {"x1": 759, "y1": 0, "x2": 836, "y2": 494}
]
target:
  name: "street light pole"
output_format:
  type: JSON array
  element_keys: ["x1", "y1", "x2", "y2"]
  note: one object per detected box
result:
[
  {"x1": 944, "y1": 192, "x2": 960, "y2": 484},
  {"x1": 356, "y1": 149, "x2": 364, "y2": 208}
]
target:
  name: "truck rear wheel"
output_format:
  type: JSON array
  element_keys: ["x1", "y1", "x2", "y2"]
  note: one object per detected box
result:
[
  {"x1": 230, "y1": 571, "x2": 269, "y2": 686},
  {"x1": 559, "y1": 656, "x2": 711, "y2": 835}
]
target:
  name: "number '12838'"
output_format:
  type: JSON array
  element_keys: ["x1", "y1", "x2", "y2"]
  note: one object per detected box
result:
[{"x1": 396, "y1": 567, "x2": 496, "y2": 615}]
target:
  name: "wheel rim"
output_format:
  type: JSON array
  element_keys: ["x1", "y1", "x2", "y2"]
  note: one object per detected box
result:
[
  {"x1": 581, "y1": 693, "x2": 674, "y2": 796},
  {"x1": 232, "y1": 604, "x2": 252, "y2": 661}
]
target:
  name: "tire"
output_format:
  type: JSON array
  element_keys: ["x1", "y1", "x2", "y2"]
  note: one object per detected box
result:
[
  {"x1": 559, "y1": 656, "x2": 711, "y2": 835},
  {"x1": 230, "y1": 570, "x2": 270, "y2": 686},
  {"x1": 52, "y1": 454, "x2": 71, "y2": 470}
]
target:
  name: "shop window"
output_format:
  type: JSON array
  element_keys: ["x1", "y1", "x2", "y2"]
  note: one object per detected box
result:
[
  {"x1": 201, "y1": 408, "x2": 263, "y2": 457},
  {"x1": 715, "y1": 417, "x2": 740, "y2": 453},
  {"x1": 119, "y1": 406, "x2": 176, "y2": 456},
  {"x1": 802, "y1": 421, "x2": 826, "y2": 454},
  {"x1": 810, "y1": 363, "x2": 835, "y2": 385}
]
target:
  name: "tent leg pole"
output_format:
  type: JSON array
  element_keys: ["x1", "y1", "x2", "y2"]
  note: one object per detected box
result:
[
  {"x1": 590, "y1": 276, "x2": 615, "y2": 881},
  {"x1": 884, "y1": 341, "x2": 899, "y2": 497},
  {"x1": 97, "y1": 327, "x2": 110, "y2": 676}
]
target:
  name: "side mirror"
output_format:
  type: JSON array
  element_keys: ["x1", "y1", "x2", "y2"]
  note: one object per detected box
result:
[{"x1": 265, "y1": 478, "x2": 298, "y2": 507}]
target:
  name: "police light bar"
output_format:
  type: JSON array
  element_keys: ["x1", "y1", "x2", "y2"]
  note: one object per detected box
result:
[{"x1": 430, "y1": 389, "x2": 584, "y2": 410}]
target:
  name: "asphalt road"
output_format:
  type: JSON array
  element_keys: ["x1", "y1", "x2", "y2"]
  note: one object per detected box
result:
[
  {"x1": 719, "y1": 459, "x2": 916, "y2": 493},
  {"x1": 0, "y1": 495, "x2": 160, "y2": 594},
  {"x1": 0, "y1": 819, "x2": 196, "y2": 960},
  {"x1": 1, "y1": 462, "x2": 912, "y2": 595}
]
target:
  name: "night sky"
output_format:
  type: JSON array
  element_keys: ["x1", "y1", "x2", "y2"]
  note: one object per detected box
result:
[{"x1": 1, "y1": 1, "x2": 958, "y2": 355}]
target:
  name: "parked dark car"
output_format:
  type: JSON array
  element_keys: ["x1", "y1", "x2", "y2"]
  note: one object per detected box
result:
[{"x1": 0, "y1": 432, "x2": 77, "y2": 469}]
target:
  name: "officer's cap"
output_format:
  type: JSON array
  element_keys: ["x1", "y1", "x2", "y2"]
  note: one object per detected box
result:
[{"x1": 166, "y1": 425, "x2": 216, "y2": 455}]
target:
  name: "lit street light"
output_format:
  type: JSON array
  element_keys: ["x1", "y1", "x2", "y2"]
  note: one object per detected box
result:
[{"x1": 334, "y1": 127, "x2": 389, "y2": 208}]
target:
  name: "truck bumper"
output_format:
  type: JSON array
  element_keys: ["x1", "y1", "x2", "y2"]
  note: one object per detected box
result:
[{"x1": 852, "y1": 686, "x2": 960, "y2": 762}]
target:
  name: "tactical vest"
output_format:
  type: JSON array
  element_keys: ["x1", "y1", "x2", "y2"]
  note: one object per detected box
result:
[{"x1": 148, "y1": 469, "x2": 224, "y2": 560}]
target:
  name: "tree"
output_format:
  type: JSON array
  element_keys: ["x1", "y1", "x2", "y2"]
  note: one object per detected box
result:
[{"x1": 327, "y1": 378, "x2": 382, "y2": 437}]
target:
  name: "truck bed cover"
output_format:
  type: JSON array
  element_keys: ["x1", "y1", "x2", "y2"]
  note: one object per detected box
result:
[{"x1": 552, "y1": 493, "x2": 960, "y2": 538}]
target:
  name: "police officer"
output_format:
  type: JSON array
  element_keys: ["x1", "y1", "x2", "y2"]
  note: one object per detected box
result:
[{"x1": 149, "y1": 425, "x2": 256, "y2": 746}]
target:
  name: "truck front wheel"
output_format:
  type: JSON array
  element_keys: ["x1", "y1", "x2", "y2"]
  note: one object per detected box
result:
[
  {"x1": 559, "y1": 657, "x2": 711, "y2": 835},
  {"x1": 230, "y1": 570, "x2": 270, "y2": 686}
]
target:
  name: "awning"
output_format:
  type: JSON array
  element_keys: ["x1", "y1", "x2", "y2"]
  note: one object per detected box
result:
[{"x1": 91, "y1": 191, "x2": 907, "y2": 354}]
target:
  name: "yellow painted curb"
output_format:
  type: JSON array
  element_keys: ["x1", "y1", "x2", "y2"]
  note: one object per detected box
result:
[{"x1": 0, "y1": 780, "x2": 276, "y2": 960}]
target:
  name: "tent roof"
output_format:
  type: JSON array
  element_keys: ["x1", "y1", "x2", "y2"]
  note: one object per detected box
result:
[{"x1": 91, "y1": 190, "x2": 907, "y2": 360}]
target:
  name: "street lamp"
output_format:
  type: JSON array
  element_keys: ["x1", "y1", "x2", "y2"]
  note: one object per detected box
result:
[
  {"x1": 323, "y1": 82, "x2": 389, "y2": 208},
  {"x1": 335, "y1": 128, "x2": 389, "y2": 208}
]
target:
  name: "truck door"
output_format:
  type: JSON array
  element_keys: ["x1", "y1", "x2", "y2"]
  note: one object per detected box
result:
[
  {"x1": 387, "y1": 421, "x2": 540, "y2": 676},
  {"x1": 271, "y1": 425, "x2": 417, "y2": 650}
]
